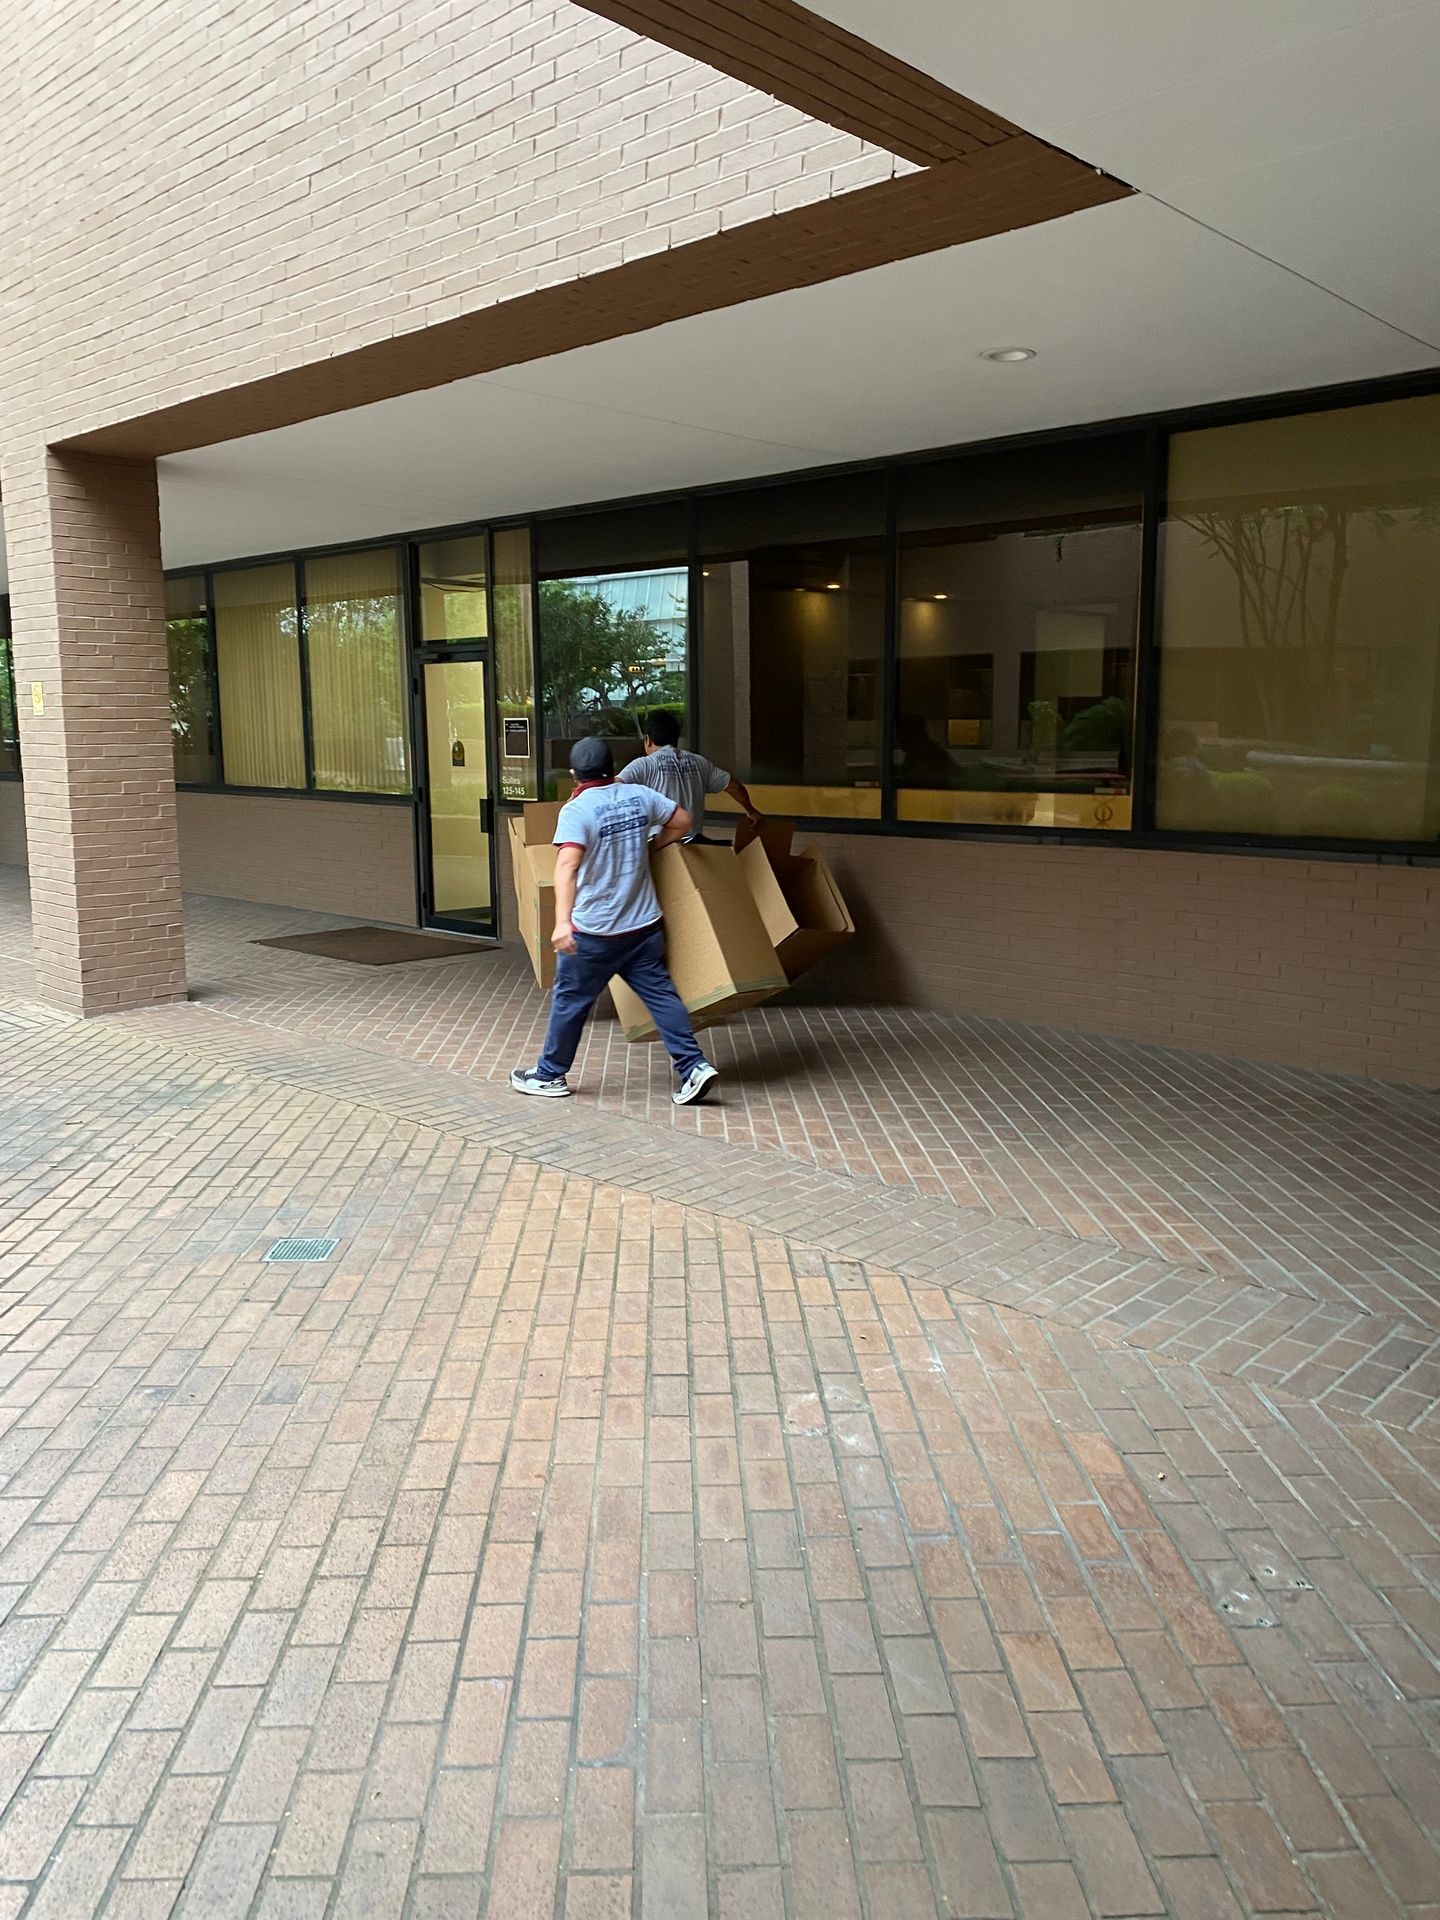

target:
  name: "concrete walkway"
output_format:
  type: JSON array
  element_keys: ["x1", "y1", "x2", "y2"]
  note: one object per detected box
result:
[{"x1": 0, "y1": 878, "x2": 1436, "y2": 1915}]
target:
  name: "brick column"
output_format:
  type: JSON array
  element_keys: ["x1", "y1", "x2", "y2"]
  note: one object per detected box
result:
[{"x1": 4, "y1": 447, "x2": 186, "y2": 1014}]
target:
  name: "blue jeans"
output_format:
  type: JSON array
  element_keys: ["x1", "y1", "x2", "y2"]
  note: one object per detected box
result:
[{"x1": 536, "y1": 921, "x2": 704, "y2": 1080}]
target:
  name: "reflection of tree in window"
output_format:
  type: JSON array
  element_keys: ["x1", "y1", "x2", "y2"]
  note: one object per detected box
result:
[
  {"x1": 167, "y1": 616, "x2": 215, "y2": 783},
  {"x1": 1176, "y1": 498, "x2": 1438, "y2": 750},
  {"x1": 1159, "y1": 395, "x2": 1440, "y2": 842},
  {"x1": 164, "y1": 576, "x2": 216, "y2": 785},
  {"x1": 0, "y1": 621, "x2": 19, "y2": 777},
  {"x1": 540, "y1": 574, "x2": 686, "y2": 745}
]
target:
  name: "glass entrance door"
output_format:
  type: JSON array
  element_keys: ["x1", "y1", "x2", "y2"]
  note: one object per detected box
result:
[{"x1": 418, "y1": 655, "x2": 496, "y2": 935}]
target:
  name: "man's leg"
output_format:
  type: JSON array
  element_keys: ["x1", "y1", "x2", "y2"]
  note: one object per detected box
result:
[
  {"x1": 532, "y1": 938, "x2": 609, "y2": 1081},
  {"x1": 616, "y1": 926, "x2": 706, "y2": 1078}
]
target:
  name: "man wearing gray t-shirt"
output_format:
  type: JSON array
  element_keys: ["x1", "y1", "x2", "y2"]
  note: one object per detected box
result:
[
  {"x1": 511, "y1": 736, "x2": 719, "y2": 1107},
  {"x1": 616, "y1": 710, "x2": 762, "y2": 841}
]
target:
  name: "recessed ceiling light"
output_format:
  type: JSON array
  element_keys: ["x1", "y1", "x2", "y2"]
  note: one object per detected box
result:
[
  {"x1": 825, "y1": 582, "x2": 841, "y2": 591},
  {"x1": 934, "y1": 593, "x2": 948, "y2": 601},
  {"x1": 981, "y1": 347, "x2": 1036, "y2": 363}
]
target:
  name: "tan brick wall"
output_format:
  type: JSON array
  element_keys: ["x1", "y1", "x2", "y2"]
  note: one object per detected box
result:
[
  {"x1": 3, "y1": 449, "x2": 186, "y2": 1015},
  {"x1": 177, "y1": 794, "x2": 417, "y2": 925},
  {"x1": 8, "y1": 775, "x2": 1432, "y2": 1083},
  {"x1": 500, "y1": 814, "x2": 1438, "y2": 1085},
  {"x1": 495, "y1": 811, "x2": 1439, "y2": 1086},
  {"x1": 0, "y1": 0, "x2": 907, "y2": 449},
  {"x1": 804, "y1": 833, "x2": 1440, "y2": 1087}
]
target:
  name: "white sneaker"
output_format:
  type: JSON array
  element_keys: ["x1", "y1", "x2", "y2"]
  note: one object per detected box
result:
[
  {"x1": 510, "y1": 1068, "x2": 572, "y2": 1097},
  {"x1": 673, "y1": 1062, "x2": 719, "y2": 1106}
]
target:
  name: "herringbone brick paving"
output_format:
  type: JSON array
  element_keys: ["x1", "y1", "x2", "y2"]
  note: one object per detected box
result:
[
  {"x1": 65, "y1": 998, "x2": 1439, "y2": 1434},
  {"x1": 0, "y1": 989, "x2": 1436, "y2": 1916},
  {"x1": 0, "y1": 871, "x2": 1434, "y2": 1329}
]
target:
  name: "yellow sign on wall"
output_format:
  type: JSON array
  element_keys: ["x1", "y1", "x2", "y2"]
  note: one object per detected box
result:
[{"x1": 30, "y1": 683, "x2": 44, "y2": 716}]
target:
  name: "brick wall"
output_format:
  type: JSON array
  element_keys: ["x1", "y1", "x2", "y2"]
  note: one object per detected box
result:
[
  {"x1": 7, "y1": 778, "x2": 1432, "y2": 1082},
  {"x1": 2, "y1": 450, "x2": 186, "y2": 1014},
  {"x1": 0, "y1": 0, "x2": 907, "y2": 449},
  {"x1": 177, "y1": 795, "x2": 417, "y2": 925},
  {"x1": 803, "y1": 833, "x2": 1440, "y2": 1087}
]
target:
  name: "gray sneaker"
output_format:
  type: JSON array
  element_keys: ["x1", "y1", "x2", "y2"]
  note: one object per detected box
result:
[
  {"x1": 673, "y1": 1061, "x2": 719, "y2": 1107},
  {"x1": 510, "y1": 1068, "x2": 572, "y2": 1098}
]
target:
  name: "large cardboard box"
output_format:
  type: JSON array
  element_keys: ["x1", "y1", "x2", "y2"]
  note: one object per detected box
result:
[
  {"x1": 508, "y1": 802, "x2": 563, "y2": 990},
  {"x1": 509, "y1": 806, "x2": 789, "y2": 1039},
  {"x1": 608, "y1": 842, "x2": 787, "y2": 1043},
  {"x1": 734, "y1": 818, "x2": 855, "y2": 981}
]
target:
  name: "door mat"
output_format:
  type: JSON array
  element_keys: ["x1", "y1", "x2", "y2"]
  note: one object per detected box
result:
[{"x1": 254, "y1": 926, "x2": 494, "y2": 966}]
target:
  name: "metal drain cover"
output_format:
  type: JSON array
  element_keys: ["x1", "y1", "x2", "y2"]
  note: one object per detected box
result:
[{"x1": 263, "y1": 1236, "x2": 339, "y2": 1263}]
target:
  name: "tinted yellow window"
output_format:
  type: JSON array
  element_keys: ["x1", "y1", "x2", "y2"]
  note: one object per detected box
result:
[
  {"x1": 305, "y1": 548, "x2": 409, "y2": 794},
  {"x1": 212, "y1": 563, "x2": 305, "y2": 789},
  {"x1": 1159, "y1": 394, "x2": 1440, "y2": 842}
]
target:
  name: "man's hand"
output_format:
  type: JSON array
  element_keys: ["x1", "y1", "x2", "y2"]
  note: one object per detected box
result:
[
  {"x1": 551, "y1": 919, "x2": 578, "y2": 957},
  {"x1": 725, "y1": 775, "x2": 762, "y2": 829}
]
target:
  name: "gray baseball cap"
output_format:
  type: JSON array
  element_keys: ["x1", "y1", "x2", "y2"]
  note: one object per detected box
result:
[{"x1": 569, "y1": 737, "x2": 614, "y2": 779}]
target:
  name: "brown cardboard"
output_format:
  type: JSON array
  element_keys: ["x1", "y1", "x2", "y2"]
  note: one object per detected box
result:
[
  {"x1": 734, "y1": 817, "x2": 855, "y2": 981},
  {"x1": 509, "y1": 802, "x2": 564, "y2": 989},
  {"x1": 609, "y1": 842, "x2": 787, "y2": 1043}
]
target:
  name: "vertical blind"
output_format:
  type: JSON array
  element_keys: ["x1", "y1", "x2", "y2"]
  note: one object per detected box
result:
[
  {"x1": 212, "y1": 563, "x2": 306, "y2": 789},
  {"x1": 305, "y1": 548, "x2": 409, "y2": 794}
]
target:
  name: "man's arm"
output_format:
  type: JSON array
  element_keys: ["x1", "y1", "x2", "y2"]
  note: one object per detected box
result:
[
  {"x1": 551, "y1": 844, "x2": 583, "y2": 955},
  {"x1": 654, "y1": 805, "x2": 693, "y2": 848},
  {"x1": 723, "y1": 774, "x2": 762, "y2": 824}
]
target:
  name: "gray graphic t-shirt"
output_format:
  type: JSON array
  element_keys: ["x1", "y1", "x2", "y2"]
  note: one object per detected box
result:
[
  {"x1": 554, "y1": 783, "x2": 677, "y2": 935},
  {"x1": 616, "y1": 747, "x2": 730, "y2": 839}
]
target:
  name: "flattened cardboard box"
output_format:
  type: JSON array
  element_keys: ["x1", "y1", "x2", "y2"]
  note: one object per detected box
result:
[
  {"x1": 734, "y1": 817, "x2": 854, "y2": 981},
  {"x1": 508, "y1": 802, "x2": 562, "y2": 990},
  {"x1": 609, "y1": 841, "x2": 787, "y2": 1043}
]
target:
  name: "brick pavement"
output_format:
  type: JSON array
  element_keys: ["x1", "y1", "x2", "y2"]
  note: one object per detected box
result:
[
  {"x1": 0, "y1": 871, "x2": 1434, "y2": 1327},
  {"x1": 0, "y1": 990, "x2": 1436, "y2": 1916},
  {"x1": 55, "y1": 999, "x2": 1435, "y2": 1435},
  {"x1": 0, "y1": 871, "x2": 1436, "y2": 1424}
]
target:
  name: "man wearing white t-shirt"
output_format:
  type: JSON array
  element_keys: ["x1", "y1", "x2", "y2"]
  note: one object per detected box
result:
[{"x1": 510, "y1": 736, "x2": 720, "y2": 1107}]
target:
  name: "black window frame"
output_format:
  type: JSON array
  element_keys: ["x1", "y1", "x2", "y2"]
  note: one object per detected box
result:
[
  {"x1": 173, "y1": 541, "x2": 415, "y2": 808},
  {"x1": 137, "y1": 361, "x2": 1439, "y2": 866}
]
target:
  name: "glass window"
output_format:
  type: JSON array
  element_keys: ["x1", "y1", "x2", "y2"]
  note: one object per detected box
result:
[
  {"x1": 303, "y1": 547, "x2": 409, "y2": 794},
  {"x1": 538, "y1": 510, "x2": 689, "y2": 801},
  {"x1": 700, "y1": 473, "x2": 886, "y2": 818},
  {"x1": 212, "y1": 562, "x2": 306, "y2": 790},
  {"x1": 164, "y1": 575, "x2": 217, "y2": 785},
  {"x1": 493, "y1": 525, "x2": 539, "y2": 802},
  {"x1": 895, "y1": 439, "x2": 1144, "y2": 831},
  {"x1": 0, "y1": 599, "x2": 19, "y2": 777},
  {"x1": 1158, "y1": 393, "x2": 1440, "y2": 842},
  {"x1": 419, "y1": 534, "x2": 489, "y2": 644}
]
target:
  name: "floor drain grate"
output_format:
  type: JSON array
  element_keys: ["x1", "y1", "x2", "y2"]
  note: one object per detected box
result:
[{"x1": 263, "y1": 1236, "x2": 339, "y2": 1263}]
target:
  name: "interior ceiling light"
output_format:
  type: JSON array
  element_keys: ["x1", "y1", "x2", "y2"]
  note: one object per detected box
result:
[
  {"x1": 981, "y1": 347, "x2": 1036, "y2": 363},
  {"x1": 825, "y1": 582, "x2": 841, "y2": 591},
  {"x1": 934, "y1": 593, "x2": 948, "y2": 601}
]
